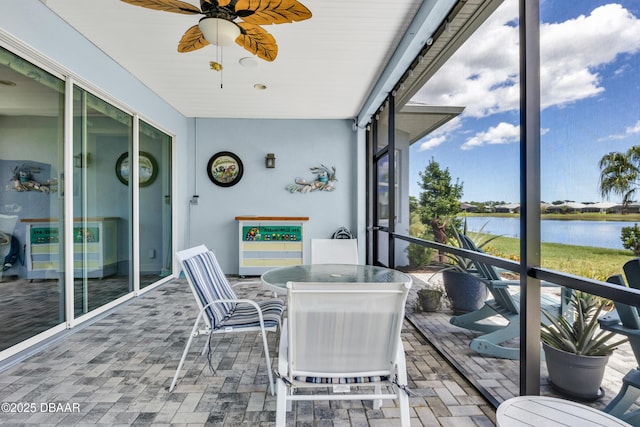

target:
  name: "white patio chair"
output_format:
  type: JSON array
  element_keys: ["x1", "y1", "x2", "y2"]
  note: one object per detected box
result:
[
  {"x1": 275, "y1": 280, "x2": 412, "y2": 426},
  {"x1": 0, "y1": 214, "x2": 18, "y2": 280},
  {"x1": 310, "y1": 238, "x2": 359, "y2": 264},
  {"x1": 170, "y1": 245, "x2": 284, "y2": 395}
]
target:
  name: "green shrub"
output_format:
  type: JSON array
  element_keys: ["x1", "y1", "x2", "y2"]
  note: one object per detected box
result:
[
  {"x1": 407, "y1": 209, "x2": 436, "y2": 268},
  {"x1": 621, "y1": 223, "x2": 640, "y2": 255},
  {"x1": 407, "y1": 241, "x2": 435, "y2": 269}
]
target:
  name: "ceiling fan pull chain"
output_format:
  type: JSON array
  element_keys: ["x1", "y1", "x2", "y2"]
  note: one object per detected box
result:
[
  {"x1": 217, "y1": 24, "x2": 222, "y2": 89},
  {"x1": 219, "y1": 45, "x2": 224, "y2": 89}
]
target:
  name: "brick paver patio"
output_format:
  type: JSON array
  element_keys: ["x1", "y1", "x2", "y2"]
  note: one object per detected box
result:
[
  {"x1": 0, "y1": 278, "x2": 496, "y2": 426},
  {"x1": 407, "y1": 273, "x2": 639, "y2": 413}
]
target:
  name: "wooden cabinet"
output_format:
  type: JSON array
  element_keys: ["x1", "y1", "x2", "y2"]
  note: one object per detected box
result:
[
  {"x1": 235, "y1": 216, "x2": 309, "y2": 276},
  {"x1": 23, "y1": 217, "x2": 118, "y2": 279}
]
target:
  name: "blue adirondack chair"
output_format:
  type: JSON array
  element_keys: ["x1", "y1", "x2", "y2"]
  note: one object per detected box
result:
[
  {"x1": 598, "y1": 260, "x2": 640, "y2": 425},
  {"x1": 449, "y1": 234, "x2": 572, "y2": 359}
]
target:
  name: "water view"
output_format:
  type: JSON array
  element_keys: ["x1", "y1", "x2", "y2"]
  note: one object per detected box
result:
[{"x1": 465, "y1": 216, "x2": 635, "y2": 250}]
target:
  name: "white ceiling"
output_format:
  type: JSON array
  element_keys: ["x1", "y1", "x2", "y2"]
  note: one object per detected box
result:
[{"x1": 42, "y1": 0, "x2": 426, "y2": 120}]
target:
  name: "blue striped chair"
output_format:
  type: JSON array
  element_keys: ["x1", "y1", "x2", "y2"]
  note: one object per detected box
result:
[{"x1": 170, "y1": 245, "x2": 284, "y2": 395}]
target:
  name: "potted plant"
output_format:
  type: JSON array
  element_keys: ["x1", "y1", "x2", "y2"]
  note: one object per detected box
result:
[
  {"x1": 438, "y1": 256, "x2": 488, "y2": 314},
  {"x1": 431, "y1": 224, "x2": 499, "y2": 314},
  {"x1": 541, "y1": 291, "x2": 628, "y2": 401},
  {"x1": 416, "y1": 286, "x2": 445, "y2": 312}
]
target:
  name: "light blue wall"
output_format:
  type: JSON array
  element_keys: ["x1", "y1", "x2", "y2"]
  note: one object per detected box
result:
[
  {"x1": 1, "y1": 0, "x2": 191, "y2": 264},
  {"x1": 187, "y1": 118, "x2": 357, "y2": 273},
  {"x1": 0, "y1": 1, "x2": 186, "y2": 130},
  {"x1": 1, "y1": 0, "x2": 360, "y2": 275}
]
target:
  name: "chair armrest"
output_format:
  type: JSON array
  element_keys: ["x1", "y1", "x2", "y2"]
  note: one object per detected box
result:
[
  {"x1": 489, "y1": 280, "x2": 516, "y2": 288},
  {"x1": 599, "y1": 312, "x2": 640, "y2": 338},
  {"x1": 601, "y1": 324, "x2": 640, "y2": 338},
  {"x1": 200, "y1": 298, "x2": 265, "y2": 321},
  {"x1": 193, "y1": 298, "x2": 260, "y2": 333},
  {"x1": 204, "y1": 298, "x2": 264, "y2": 312},
  {"x1": 487, "y1": 279, "x2": 559, "y2": 288},
  {"x1": 201, "y1": 298, "x2": 272, "y2": 330},
  {"x1": 599, "y1": 309, "x2": 620, "y2": 327},
  {"x1": 488, "y1": 279, "x2": 572, "y2": 316},
  {"x1": 277, "y1": 321, "x2": 289, "y2": 373}
]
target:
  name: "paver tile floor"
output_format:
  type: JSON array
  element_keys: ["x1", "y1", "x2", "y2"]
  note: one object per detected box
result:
[
  {"x1": 0, "y1": 278, "x2": 496, "y2": 426},
  {"x1": 407, "y1": 273, "x2": 640, "y2": 413}
]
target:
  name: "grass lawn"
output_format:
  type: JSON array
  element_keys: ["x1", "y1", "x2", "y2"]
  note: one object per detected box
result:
[{"x1": 483, "y1": 235, "x2": 635, "y2": 282}]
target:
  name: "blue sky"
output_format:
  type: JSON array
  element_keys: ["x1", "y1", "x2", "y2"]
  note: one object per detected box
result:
[{"x1": 409, "y1": 0, "x2": 640, "y2": 204}]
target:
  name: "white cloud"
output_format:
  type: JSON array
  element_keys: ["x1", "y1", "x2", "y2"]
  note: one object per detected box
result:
[
  {"x1": 540, "y1": 4, "x2": 640, "y2": 109},
  {"x1": 461, "y1": 122, "x2": 520, "y2": 150},
  {"x1": 460, "y1": 124, "x2": 550, "y2": 150},
  {"x1": 418, "y1": 135, "x2": 446, "y2": 151},
  {"x1": 417, "y1": 116, "x2": 462, "y2": 151},
  {"x1": 411, "y1": 2, "x2": 640, "y2": 118},
  {"x1": 605, "y1": 119, "x2": 640, "y2": 140}
]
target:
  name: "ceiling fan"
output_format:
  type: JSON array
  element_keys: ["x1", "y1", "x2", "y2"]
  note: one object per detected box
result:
[{"x1": 120, "y1": 0, "x2": 312, "y2": 62}]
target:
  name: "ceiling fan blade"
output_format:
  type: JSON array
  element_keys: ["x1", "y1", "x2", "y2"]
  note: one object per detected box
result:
[
  {"x1": 236, "y1": 22, "x2": 278, "y2": 62},
  {"x1": 120, "y1": 0, "x2": 202, "y2": 15},
  {"x1": 201, "y1": 0, "x2": 232, "y2": 6},
  {"x1": 178, "y1": 25, "x2": 209, "y2": 52},
  {"x1": 235, "y1": 0, "x2": 312, "y2": 25}
]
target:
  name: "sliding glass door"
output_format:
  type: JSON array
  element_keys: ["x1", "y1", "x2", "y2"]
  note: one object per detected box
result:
[
  {"x1": 0, "y1": 43, "x2": 174, "y2": 355},
  {"x1": 73, "y1": 87, "x2": 133, "y2": 317},
  {"x1": 139, "y1": 120, "x2": 172, "y2": 288},
  {"x1": 0, "y1": 46, "x2": 66, "y2": 350}
]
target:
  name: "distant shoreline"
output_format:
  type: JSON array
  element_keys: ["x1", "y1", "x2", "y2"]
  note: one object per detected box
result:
[
  {"x1": 463, "y1": 212, "x2": 640, "y2": 222},
  {"x1": 480, "y1": 233, "x2": 632, "y2": 281}
]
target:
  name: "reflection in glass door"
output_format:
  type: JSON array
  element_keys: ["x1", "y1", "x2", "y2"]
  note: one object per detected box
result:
[
  {"x1": 0, "y1": 46, "x2": 66, "y2": 350},
  {"x1": 73, "y1": 87, "x2": 132, "y2": 317},
  {"x1": 139, "y1": 121, "x2": 172, "y2": 288},
  {"x1": 371, "y1": 102, "x2": 391, "y2": 267},
  {"x1": 0, "y1": 44, "x2": 174, "y2": 358},
  {"x1": 375, "y1": 154, "x2": 390, "y2": 266}
]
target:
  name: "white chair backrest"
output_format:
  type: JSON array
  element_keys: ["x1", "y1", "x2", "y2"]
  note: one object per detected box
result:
[
  {"x1": 311, "y1": 239, "x2": 359, "y2": 264},
  {"x1": 286, "y1": 281, "x2": 410, "y2": 378},
  {"x1": 176, "y1": 245, "x2": 237, "y2": 330},
  {"x1": 0, "y1": 214, "x2": 18, "y2": 234},
  {"x1": 0, "y1": 214, "x2": 18, "y2": 264}
]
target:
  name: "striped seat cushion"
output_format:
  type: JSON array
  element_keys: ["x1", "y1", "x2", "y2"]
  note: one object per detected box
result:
[
  {"x1": 219, "y1": 299, "x2": 284, "y2": 330},
  {"x1": 181, "y1": 251, "x2": 237, "y2": 329},
  {"x1": 293, "y1": 375, "x2": 390, "y2": 384}
]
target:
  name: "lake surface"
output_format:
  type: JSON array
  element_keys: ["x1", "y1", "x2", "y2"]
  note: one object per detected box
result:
[{"x1": 464, "y1": 216, "x2": 636, "y2": 250}]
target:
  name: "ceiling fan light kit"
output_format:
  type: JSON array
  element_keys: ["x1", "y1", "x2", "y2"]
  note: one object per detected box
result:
[
  {"x1": 120, "y1": 0, "x2": 312, "y2": 62},
  {"x1": 199, "y1": 18, "x2": 240, "y2": 46}
]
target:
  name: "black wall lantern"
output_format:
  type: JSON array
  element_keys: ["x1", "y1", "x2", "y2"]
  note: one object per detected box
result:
[{"x1": 265, "y1": 153, "x2": 276, "y2": 168}]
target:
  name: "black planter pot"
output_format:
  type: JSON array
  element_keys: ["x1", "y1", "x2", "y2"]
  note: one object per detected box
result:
[
  {"x1": 442, "y1": 270, "x2": 488, "y2": 315},
  {"x1": 542, "y1": 342, "x2": 608, "y2": 401}
]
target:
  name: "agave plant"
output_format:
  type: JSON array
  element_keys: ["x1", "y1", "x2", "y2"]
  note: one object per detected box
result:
[
  {"x1": 431, "y1": 222, "x2": 503, "y2": 275},
  {"x1": 541, "y1": 291, "x2": 627, "y2": 356}
]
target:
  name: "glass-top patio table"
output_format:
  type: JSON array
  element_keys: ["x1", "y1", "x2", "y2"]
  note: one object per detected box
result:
[{"x1": 260, "y1": 263, "x2": 413, "y2": 295}]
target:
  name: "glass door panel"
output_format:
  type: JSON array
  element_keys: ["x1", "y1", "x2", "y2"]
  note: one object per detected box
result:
[
  {"x1": 139, "y1": 120, "x2": 172, "y2": 288},
  {"x1": 73, "y1": 87, "x2": 132, "y2": 317},
  {"x1": 0, "y1": 46, "x2": 66, "y2": 349},
  {"x1": 375, "y1": 154, "x2": 390, "y2": 266},
  {"x1": 376, "y1": 102, "x2": 389, "y2": 151}
]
